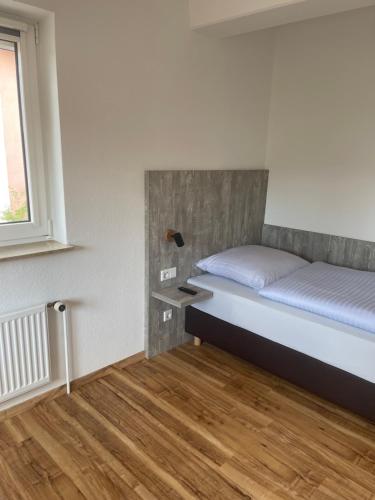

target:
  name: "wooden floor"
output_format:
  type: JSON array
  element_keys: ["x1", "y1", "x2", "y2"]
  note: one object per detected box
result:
[{"x1": 0, "y1": 343, "x2": 375, "y2": 500}]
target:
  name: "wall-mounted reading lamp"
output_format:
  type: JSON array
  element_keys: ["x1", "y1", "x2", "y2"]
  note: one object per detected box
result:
[{"x1": 165, "y1": 229, "x2": 185, "y2": 247}]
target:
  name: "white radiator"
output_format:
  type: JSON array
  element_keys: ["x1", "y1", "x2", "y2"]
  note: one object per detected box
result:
[{"x1": 0, "y1": 305, "x2": 51, "y2": 403}]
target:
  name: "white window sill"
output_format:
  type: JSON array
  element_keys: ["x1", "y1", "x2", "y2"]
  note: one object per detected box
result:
[{"x1": 0, "y1": 240, "x2": 74, "y2": 262}]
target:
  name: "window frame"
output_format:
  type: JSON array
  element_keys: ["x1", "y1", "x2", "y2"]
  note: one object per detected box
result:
[{"x1": 0, "y1": 20, "x2": 49, "y2": 246}]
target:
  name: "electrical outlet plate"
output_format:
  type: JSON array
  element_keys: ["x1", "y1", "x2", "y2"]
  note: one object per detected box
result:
[
  {"x1": 163, "y1": 309, "x2": 173, "y2": 322},
  {"x1": 160, "y1": 267, "x2": 177, "y2": 282}
]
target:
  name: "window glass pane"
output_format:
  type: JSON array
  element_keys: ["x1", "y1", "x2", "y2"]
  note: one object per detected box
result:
[{"x1": 0, "y1": 39, "x2": 29, "y2": 224}]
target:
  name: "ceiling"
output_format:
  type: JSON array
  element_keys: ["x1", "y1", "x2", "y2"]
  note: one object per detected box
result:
[{"x1": 189, "y1": 0, "x2": 375, "y2": 37}]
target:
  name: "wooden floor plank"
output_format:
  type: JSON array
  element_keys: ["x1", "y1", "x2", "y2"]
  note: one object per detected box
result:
[
  {"x1": 0, "y1": 417, "x2": 84, "y2": 500},
  {"x1": 99, "y1": 375, "x2": 251, "y2": 498},
  {"x1": 19, "y1": 408, "x2": 128, "y2": 500},
  {"x1": 128, "y1": 357, "x2": 325, "y2": 498},
  {"x1": 0, "y1": 343, "x2": 373, "y2": 499},
  {"x1": 54, "y1": 395, "x2": 175, "y2": 499},
  {"x1": 77, "y1": 380, "x2": 248, "y2": 500},
  {"x1": 156, "y1": 350, "x2": 374, "y2": 467},
  {"x1": 104, "y1": 371, "x2": 229, "y2": 466},
  {"x1": 50, "y1": 399, "x2": 141, "y2": 492},
  {"x1": 159, "y1": 349, "x2": 375, "y2": 496}
]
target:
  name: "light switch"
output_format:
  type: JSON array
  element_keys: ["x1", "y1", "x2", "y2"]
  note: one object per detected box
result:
[
  {"x1": 160, "y1": 267, "x2": 177, "y2": 282},
  {"x1": 163, "y1": 309, "x2": 173, "y2": 322}
]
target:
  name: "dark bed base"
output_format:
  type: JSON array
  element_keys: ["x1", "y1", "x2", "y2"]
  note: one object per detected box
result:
[{"x1": 185, "y1": 306, "x2": 375, "y2": 422}]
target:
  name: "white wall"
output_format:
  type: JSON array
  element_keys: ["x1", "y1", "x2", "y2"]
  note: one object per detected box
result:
[
  {"x1": 265, "y1": 7, "x2": 375, "y2": 242},
  {"x1": 0, "y1": 0, "x2": 274, "y2": 406}
]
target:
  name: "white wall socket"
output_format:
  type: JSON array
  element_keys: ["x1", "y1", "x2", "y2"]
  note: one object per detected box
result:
[
  {"x1": 160, "y1": 267, "x2": 177, "y2": 282},
  {"x1": 163, "y1": 309, "x2": 173, "y2": 322}
]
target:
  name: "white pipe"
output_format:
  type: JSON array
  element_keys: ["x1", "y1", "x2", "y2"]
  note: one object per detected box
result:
[
  {"x1": 62, "y1": 309, "x2": 71, "y2": 395},
  {"x1": 49, "y1": 301, "x2": 71, "y2": 395}
]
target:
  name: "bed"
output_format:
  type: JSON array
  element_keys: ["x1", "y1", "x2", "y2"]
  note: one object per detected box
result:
[{"x1": 186, "y1": 273, "x2": 375, "y2": 421}]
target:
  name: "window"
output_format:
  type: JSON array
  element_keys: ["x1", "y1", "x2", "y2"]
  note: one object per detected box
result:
[{"x1": 0, "y1": 18, "x2": 48, "y2": 245}]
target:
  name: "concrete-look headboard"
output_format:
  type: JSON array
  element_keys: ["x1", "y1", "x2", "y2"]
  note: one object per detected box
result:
[
  {"x1": 145, "y1": 170, "x2": 269, "y2": 357},
  {"x1": 262, "y1": 225, "x2": 375, "y2": 271}
]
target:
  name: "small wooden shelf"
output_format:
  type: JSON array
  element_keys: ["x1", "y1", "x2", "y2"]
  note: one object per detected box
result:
[{"x1": 152, "y1": 284, "x2": 213, "y2": 309}]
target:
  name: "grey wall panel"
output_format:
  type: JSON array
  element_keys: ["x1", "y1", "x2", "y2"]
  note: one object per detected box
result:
[
  {"x1": 146, "y1": 170, "x2": 269, "y2": 357},
  {"x1": 262, "y1": 224, "x2": 375, "y2": 270}
]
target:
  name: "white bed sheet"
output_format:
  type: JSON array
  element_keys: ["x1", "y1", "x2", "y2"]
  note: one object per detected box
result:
[
  {"x1": 259, "y1": 262, "x2": 375, "y2": 334},
  {"x1": 187, "y1": 274, "x2": 375, "y2": 383}
]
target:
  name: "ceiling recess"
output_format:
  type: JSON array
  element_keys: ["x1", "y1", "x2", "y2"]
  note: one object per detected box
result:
[{"x1": 189, "y1": 0, "x2": 375, "y2": 37}]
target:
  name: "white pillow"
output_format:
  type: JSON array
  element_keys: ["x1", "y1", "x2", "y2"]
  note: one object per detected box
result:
[{"x1": 196, "y1": 245, "x2": 309, "y2": 290}]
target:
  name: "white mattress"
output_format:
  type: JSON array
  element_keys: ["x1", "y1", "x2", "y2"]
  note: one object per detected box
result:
[
  {"x1": 260, "y1": 262, "x2": 375, "y2": 334},
  {"x1": 187, "y1": 274, "x2": 375, "y2": 383}
]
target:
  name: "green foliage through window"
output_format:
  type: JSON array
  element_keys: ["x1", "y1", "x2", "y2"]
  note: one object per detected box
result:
[
  {"x1": 0, "y1": 188, "x2": 28, "y2": 223},
  {"x1": 1, "y1": 204, "x2": 28, "y2": 222}
]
